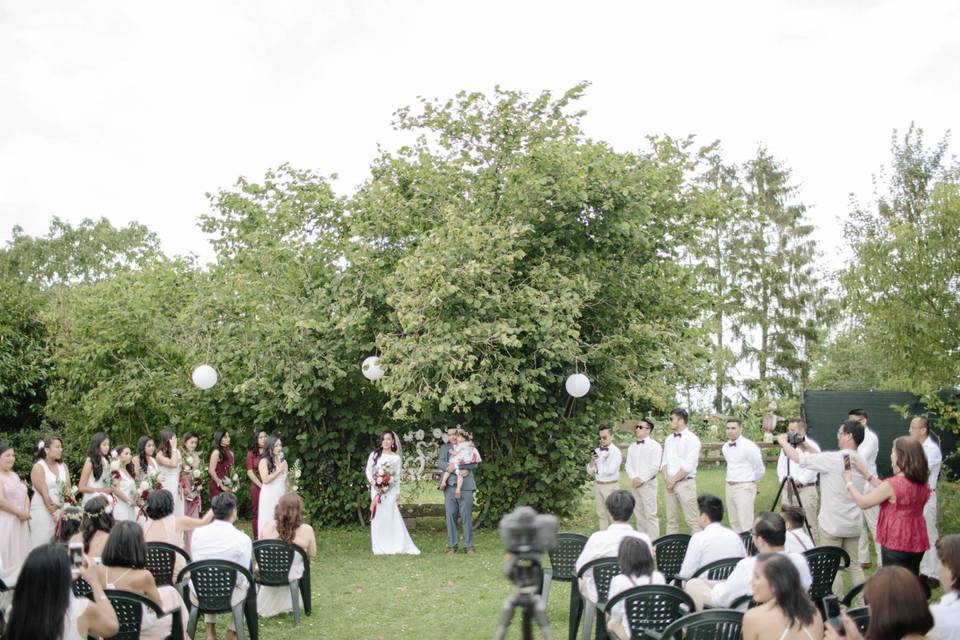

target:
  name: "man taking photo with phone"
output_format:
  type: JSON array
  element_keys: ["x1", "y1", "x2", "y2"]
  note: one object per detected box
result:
[{"x1": 778, "y1": 419, "x2": 867, "y2": 596}]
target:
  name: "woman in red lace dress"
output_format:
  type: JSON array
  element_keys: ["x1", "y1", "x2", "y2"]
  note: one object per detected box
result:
[
  {"x1": 246, "y1": 430, "x2": 266, "y2": 540},
  {"x1": 208, "y1": 430, "x2": 234, "y2": 499},
  {"x1": 844, "y1": 436, "x2": 930, "y2": 578}
]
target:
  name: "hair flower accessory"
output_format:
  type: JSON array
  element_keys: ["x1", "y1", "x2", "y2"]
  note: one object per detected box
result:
[
  {"x1": 38, "y1": 440, "x2": 45, "y2": 450},
  {"x1": 111, "y1": 449, "x2": 118, "y2": 459}
]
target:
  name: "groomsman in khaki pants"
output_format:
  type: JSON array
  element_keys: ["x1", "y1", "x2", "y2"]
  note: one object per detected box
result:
[
  {"x1": 625, "y1": 419, "x2": 662, "y2": 540},
  {"x1": 721, "y1": 419, "x2": 765, "y2": 533},
  {"x1": 661, "y1": 408, "x2": 702, "y2": 534},
  {"x1": 587, "y1": 425, "x2": 622, "y2": 530}
]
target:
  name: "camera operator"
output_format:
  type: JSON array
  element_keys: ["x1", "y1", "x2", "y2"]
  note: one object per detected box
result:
[
  {"x1": 776, "y1": 418, "x2": 821, "y2": 542},
  {"x1": 778, "y1": 420, "x2": 867, "y2": 597}
]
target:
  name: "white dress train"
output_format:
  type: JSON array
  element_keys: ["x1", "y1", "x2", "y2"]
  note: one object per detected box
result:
[
  {"x1": 365, "y1": 452, "x2": 420, "y2": 555},
  {"x1": 257, "y1": 466, "x2": 287, "y2": 538}
]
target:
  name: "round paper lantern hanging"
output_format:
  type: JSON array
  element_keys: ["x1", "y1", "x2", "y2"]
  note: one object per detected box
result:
[
  {"x1": 191, "y1": 364, "x2": 218, "y2": 390},
  {"x1": 361, "y1": 356, "x2": 384, "y2": 381},
  {"x1": 565, "y1": 373, "x2": 591, "y2": 398}
]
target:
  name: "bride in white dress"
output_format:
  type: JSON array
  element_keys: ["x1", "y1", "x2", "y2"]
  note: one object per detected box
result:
[
  {"x1": 257, "y1": 436, "x2": 288, "y2": 537},
  {"x1": 365, "y1": 431, "x2": 420, "y2": 555}
]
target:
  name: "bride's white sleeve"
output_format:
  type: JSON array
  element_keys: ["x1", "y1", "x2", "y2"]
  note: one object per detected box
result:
[{"x1": 364, "y1": 453, "x2": 375, "y2": 484}]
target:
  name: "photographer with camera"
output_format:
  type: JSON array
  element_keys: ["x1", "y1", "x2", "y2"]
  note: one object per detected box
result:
[
  {"x1": 776, "y1": 418, "x2": 821, "y2": 542},
  {"x1": 778, "y1": 420, "x2": 867, "y2": 597},
  {"x1": 587, "y1": 425, "x2": 623, "y2": 530}
]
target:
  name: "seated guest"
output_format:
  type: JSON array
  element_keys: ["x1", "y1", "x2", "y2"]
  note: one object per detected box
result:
[
  {"x1": 606, "y1": 537, "x2": 666, "y2": 640},
  {"x1": 931, "y1": 535, "x2": 960, "y2": 640},
  {"x1": 4, "y1": 543, "x2": 119, "y2": 640},
  {"x1": 676, "y1": 493, "x2": 746, "y2": 581},
  {"x1": 781, "y1": 506, "x2": 815, "y2": 553},
  {"x1": 825, "y1": 566, "x2": 934, "y2": 640},
  {"x1": 54, "y1": 505, "x2": 84, "y2": 543},
  {"x1": 70, "y1": 495, "x2": 114, "y2": 560},
  {"x1": 258, "y1": 493, "x2": 317, "y2": 617},
  {"x1": 575, "y1": 490, "x2": 654, "y2": 604},
  {"x1": 93, "y1": 521, "x2": 188, "y2": 640},
  {"x1": 743, "y1": 553, "x2": 823, "y2": 640},
  {"x1": 191, "y1": 492, "x2": 253, "y2": 640},
  {"x1": 141, "y1": 488, "x2": 212, "y2": 576},
  {"x1": 686, "y1": 512, "x2": 812, "y2": 610}
]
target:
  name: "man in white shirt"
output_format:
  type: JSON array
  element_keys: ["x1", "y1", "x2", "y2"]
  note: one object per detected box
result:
[
  {"x1": 910, "y1": 415, "x2": 943, "y2": 583},
  {"x1": 848, "y1": 408, "x2": 880, "y2": 568},
  {"x1": 676, "y1": 493, "x2": 746, "y2": 582},
  {"x1": 780, "y1": 505, "x2": 815, "y2": 553},
  {"x1": 722, "y1": 419, "x2": 765, "y2": 533},
  {"x1": 587, "y1": 425, "x2": 623, "y2": 530},
  {"x1": 575, "y1": 490, "x2": 654, "y2": 604},
  {"x1": 660, "y1": 408, "x2": 702, "y2": 534},
  {"x1": 686, "y1": 512, "x2": 811, "y2": 610},
  {"x1": 779, "y1": 419, "x2": 867, "y2": 596},
  {"x1": 776, "y1": 418, "x2": 821, "y2": 543},
  {"x1": 625, "y1": 419, "x2": 662, "y2": 540},
  {"x1": 190, "y1": 492, "x2": 253, "y2": 640}
]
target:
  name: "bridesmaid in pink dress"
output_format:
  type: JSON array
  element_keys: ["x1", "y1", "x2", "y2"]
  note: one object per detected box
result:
[{"x1": 0, "y1": 443, "x2": 32, "y2": 574}]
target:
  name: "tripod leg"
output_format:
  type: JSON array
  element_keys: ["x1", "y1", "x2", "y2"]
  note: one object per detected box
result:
[
  {"x1": 770, "y1": 476, "x2": 788, "y2": 512},
  {"x1": 534, "y1": 601, "x2": 555, "y2": 640},
  {"x1": 787, "y1": 478, "x2": 816, "y2": 541},
  {"x1": 492, "y1": 596, "x2": 518, "y2": 640}
]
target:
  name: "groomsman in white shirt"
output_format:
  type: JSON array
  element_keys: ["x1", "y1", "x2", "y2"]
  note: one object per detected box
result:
[
  {"x1": 776, "y1": 418, "x2": 821, "y2": 542},
  {"x1": 625, "y1": 419, "x2": 662, "y2": 540},
  {"x1": 910, "y1": 415, "x2": 943, "y2": 585},
  {"x1": 587, "y1": 425, "x2": 622, "y2": 530},
  {"x1": 849, "y1": 408, "x2": 880, "y2": 568},
  {"x1": 722, "y1": 419, "x2": 765, "y2": 533},
  {"x1": 661, "y1": 408, "x2": 702, "y2": 534}
]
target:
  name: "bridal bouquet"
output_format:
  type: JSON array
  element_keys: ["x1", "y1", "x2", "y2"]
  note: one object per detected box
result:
[{"x1": 370, "y1": 460, "x2": 395, "y2": 520}]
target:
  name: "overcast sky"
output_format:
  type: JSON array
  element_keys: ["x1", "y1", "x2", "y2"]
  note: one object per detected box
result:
[{"x1": 2, "y1": 0, "x2": 957, "y2": 274}]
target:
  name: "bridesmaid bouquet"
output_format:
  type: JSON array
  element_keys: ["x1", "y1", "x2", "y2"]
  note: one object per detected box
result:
[
  {"x1": 180, "y1": 456, "x2": 205, "y2": 501},
  {"x1": 289, "y1": 459, "x2": 302, "y2": 493},
  {"x1": 54, "y1": 477, "x2": 79, "y2": 506},
  {"x1": 221, "y1": 472, "x2": 240, "y2": 491},
  {"x1": 134, "y1": 470, "x2": 164, "y2": 516},
  {"x1": 369, "y1": 460, "x2": 395, "y2": 520}
]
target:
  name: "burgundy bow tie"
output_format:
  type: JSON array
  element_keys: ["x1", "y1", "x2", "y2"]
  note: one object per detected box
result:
[
  {"x1": 728, "y1": 441, "x2": 737, "y2": 447},
  {"x1": 636, "y1": 439, "x2": 645, "y2": 444},
  {"x1": 599, "y1": 446, "x2": 609, "y2": 452},
  {"x1": 673, "y1": 433, "x2": 682, "y2": 438}
]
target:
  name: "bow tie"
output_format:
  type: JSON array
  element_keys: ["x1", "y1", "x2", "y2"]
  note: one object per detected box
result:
[
  {"x1": 636, "y1": 439, "x2": 645, "y2": 444},
  {"x1": 728, "y1": 441, "x2": 737, "y2": 447},
  {"x1": 599, "y1": 446, "x2": 609, "y2": 452},
  {"x1": 673, "y1": 433, "x2": 682, "y2": 438}
]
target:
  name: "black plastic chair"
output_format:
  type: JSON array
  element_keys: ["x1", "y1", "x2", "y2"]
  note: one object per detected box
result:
[
  {"x1": 252, "y1": 540, "x2": 312, "y2": 626},
  {"x1": 841, "y1": 582, "x2": 865, "y2": 607},
  {"x1": 602, "y1": 584, "x2": 694, "y2": 640},
  {"x1": 739, "y1": 530, "x2": 758, "y2": 556},
  {"x1": 177, "y1": 559, "x2": 256, "y2": 640},
  {"x1": 803, "y1": 546, "x2": 850, "y2": 603},
  {"x1": 654, "y1": 608, "x2": 744, "y2": 640},
  {"x1": 689, "y1": 557, "x2": 742, "y2": 582},
  {"x1": 653, "y1": 534, "x2": 691, "y2": 583},
  {"x1": 847, "y1": 606, "x2": 870, "y2": 634},
  {"x1": 728, "y1": 594, "x2": 759, "y2": 610},
  {"x1": 72, "y1": 576, "x2": 93, "y2": 599},
  {"x1": 103, "y1": 588, "x2": 183, "y2": 640},
  {"x1": 544, "y1": 532, "x2": 589, "y2": 640},
  {"x1": 576, "y1": 557, "x2": 621, "y2": 640},
  {"x1": 146, "y1": 541, "x2": 191, "y2": 587}
]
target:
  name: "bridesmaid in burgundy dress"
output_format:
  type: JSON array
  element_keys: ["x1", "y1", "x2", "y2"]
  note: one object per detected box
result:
[
  {"x1": 246, "y1": 430, "x2": 266, "y2": 539},
  {"x1": 208, "y1": 430, "x2": 234, "y2": 499}
]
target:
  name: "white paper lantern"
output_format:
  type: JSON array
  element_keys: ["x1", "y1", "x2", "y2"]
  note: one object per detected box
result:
[
  {"x1": 565, "y1": 373, "x2": 591, "y2": 398},
  {"x1": 361, "y1": 356, "x2": 384, "y2": 381},
  {"x1": 191, "y1": 364, "x2": 218, "y2": 390}
]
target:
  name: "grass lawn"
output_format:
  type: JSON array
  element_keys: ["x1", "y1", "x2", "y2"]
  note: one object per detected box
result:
[{"x1": 239, "y1": 466, "x2": 957, "y2": 640}]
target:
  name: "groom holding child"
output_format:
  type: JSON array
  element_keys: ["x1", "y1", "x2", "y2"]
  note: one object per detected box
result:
[{"x1": 438, "y1": 425, "x2": 481, "y2": 555}]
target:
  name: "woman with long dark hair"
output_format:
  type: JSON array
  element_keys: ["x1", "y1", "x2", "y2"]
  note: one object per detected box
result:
[
  {"x1": 179, "y1": 431, "x2": 202, "y2": 552},
  {"x1": 136, "y1": 435, "x2": 159, "y2": 477},
  {"x1": 208, "y1": 429, "x2": 234, "y2": 499},
  {"x1": 155, "y1": 429, "x2": 183, "y2": 518},
  {"x1": 845, "y1": 436, "x2": 931, "y2": 577},
  {"x1": 257, "y1": 493, "x2": 317, "y2": 617},
  {"x1": 257, "y1": 436, "x2": 288, "y2": 538},
  {"x1": 742, "y1": 553, "x2": 823, "y2": 640},
  {"x1": 0, "y1": 443, "x2": 31, "y2": 573},
  {"x1": 69, "y1": 495, "x2": 114, "y2": 560},
  {"x1": 246, "y1": 430, "x2": 267, "y2": 539},
  {"x1": 4, "y1": 543, "x2": 118, "y2": 640},
  {"x1": 364, "y1": 431, "x2": 419, "y2": 555},
  {"x1": 78, "y1": 432, "x2": 114, "y2": 506},
  {"x1": 110, "y1": 444, "x2": 138, "y2": 522},
  {"x1": 826, "y1": 566, "x2": 934, "y2": 640},
  {"x1": 29, "y1": 436, "x2": 71, "y2": 549}
]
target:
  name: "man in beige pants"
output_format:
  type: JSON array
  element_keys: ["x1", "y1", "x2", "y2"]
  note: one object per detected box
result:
[
  {"x1": 587, "y1": 425, "x2": 622, "y2": 530},
  {"x1": 721, "y1": 419, "x2": 765, "y2": 533},
  {"x1": 776, "y1": 418, "x2": 821, "y2": 543},
  {"x1": 661, "y1": 408, "x2": 702, "y2": 534},
  {"x1": 625, "y1": 419, "x2": 662, "y2": 540},
  {"x1": 778, "y1": 420, "x2": 867, "y2": 596}
]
